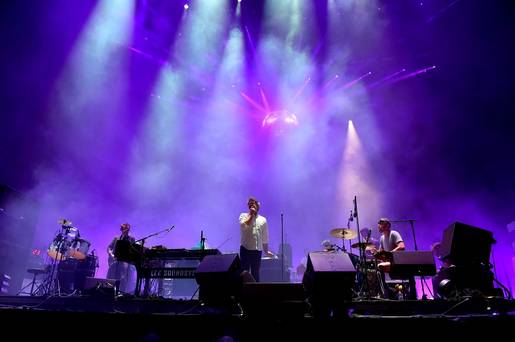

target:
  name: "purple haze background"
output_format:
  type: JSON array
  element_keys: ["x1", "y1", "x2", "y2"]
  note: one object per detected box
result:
[{"x1": 1, "y1": 0, "x2": 514, "y2": 293}]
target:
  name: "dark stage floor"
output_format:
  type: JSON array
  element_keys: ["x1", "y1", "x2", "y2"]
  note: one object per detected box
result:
[{"x1": 1, "y1": 291, "x2": 514, "y2": 341}]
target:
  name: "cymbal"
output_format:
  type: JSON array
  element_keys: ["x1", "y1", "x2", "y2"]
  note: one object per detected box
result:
[
  {"x1": 330, "y1": 228, "x2": 357, "y2": 239},
  {"x1": 351, "y1": 242, "x2": 375, "y2": 249}
]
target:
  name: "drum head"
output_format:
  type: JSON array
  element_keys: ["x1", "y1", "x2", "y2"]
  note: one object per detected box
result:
[
  {"x1": 68, "y1": 239, "x2": 91, "y2": 260},
  {"x1": 48, "y1": 239, "x2": 71, "y2": 260}
]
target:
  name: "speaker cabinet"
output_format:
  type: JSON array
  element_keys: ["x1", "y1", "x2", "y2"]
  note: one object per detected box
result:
[
  {"x1": 432, "y1": 264, "x2": 497, "y2": 299},
  {"x1": 390, "y1": 251, "x2": 436, "y2": 279},
  {"x1": 439, "y1": 222, "x2": 494, "y2": 266},
  {"x1": 302, "y1": 252, "x2": 356, "y2": 303},
  {"x1": 195, "y1": 253, "x2": 243, "y2": 304},
  {"x1": 83, "y1": 277, "x2": 119, "y2": 296}
]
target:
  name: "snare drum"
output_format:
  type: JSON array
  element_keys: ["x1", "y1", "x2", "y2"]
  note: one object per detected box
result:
[{"x1": 68, "y1": 238, "x2": 91, "y2": 260}]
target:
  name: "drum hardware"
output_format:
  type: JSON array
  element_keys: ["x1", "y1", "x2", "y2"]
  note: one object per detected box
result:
[
  {"x1": 41, "y1": 219, "x2": 93, "y2": 296},
  {"x1": 344, "y1": 196, "x2": 389, "y2": 300},
  {"x1": 43, "y1": 223, "x2": 70, "y2": 296},
  {"x1": 373, "y1": 250, "x2": 393, "y2": 262},
  {"x1": 324, "y1": 201, "x2": 377, "y2": 300},
  {"x1": 351, "y1": 242, "x2": 375, "y2": 250},
  {"x1": 17, "y1": 267, "x2": 50, "y2": 296},
  {"x1": 57, "y1": 253, "x2": 98, "y2": 293},
  {"x1": 68, "y1": 238, "x2": 91, "y2": 260}
]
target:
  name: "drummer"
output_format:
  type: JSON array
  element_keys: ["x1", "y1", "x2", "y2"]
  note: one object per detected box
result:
[{"x1": 369, "y1": 218, "x2": 405, "y2": 271}]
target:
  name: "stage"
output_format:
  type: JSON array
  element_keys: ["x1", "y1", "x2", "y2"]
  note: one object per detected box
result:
[
  {"x1": 1, "y1": 2, "x2": 515, "y2": 341},
  {"x1": 1, "y1": 290, "x2": 514, "y2": 341}
]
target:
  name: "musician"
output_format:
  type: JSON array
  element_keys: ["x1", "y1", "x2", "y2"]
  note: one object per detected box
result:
[
  {"x1": 370, "y1": 218, "x2": 405, "y2": 271},
  {"x1": 239, "y1": 197, "x2": 274, "y2": 282},
  {"x1": 107, "y1": 223, "x2": 136, "y2": 293},
  {"x1": 371, "y1": 218, "x2": 416, "y2": 299},
  {"x1": 378, "y1": 218, "x2": 405, "y2": 252}
]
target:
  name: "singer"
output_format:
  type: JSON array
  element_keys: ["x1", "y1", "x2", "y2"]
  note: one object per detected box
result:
[
  {"x1": 107, "y1": 223, "x2": 136, "y2": 294},
  {"x1": 239, "y1": 197, "x2": 274, "y2": 282}
]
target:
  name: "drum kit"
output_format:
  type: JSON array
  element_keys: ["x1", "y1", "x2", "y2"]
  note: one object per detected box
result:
[
  {"x1": 47, "y1": 219, "x2": 92, "y2": 261},
  {"x1": 329, "y1": 227, "x2": 377, "y2": 254},
  {"x1": 327, "y1": 227, "x2": 389, "y2": 299},
  {"x1": 43, "y1": 219, "x2": 98, "y2": 295}
]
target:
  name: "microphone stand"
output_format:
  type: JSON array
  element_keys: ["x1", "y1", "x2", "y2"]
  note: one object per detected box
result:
[
  {"x1": 390, "y1": 219, "x2": 424, "y2": 300},
  {"x1": 135, "y1": 225, "x2": 175, "y2": 246},
  {"x1": 134, "y1": 225, "x2": 174, "y2": 296},
  {"x1": 388, "y1": 220, "x2": 418, "y2": 251},
  {"x1": 353, "y1": 196, "x2": 370, "y2": 299},
  {"x1": 280, "y1": 213, "x2": 284, "y2": 282},
  {"x1": 46, "y1": 224, "x2": 72, "y2": 296},
  {"x1": 200, "y1": 230, "x2": 205, "y2": 250},
  {"x1": 215, "y1": 236, "x2": 232, "y2": 251},
  {"x1": 353, "y1": 196, "x2": 363, "y2": 266},
  {"x1": 346, "y1": 211, "x2": 353, "y2": 253}
]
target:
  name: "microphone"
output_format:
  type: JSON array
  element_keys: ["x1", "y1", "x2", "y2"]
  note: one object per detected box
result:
[{"x1": 349, "y1": 210, "x2": 354, "y2": 222}]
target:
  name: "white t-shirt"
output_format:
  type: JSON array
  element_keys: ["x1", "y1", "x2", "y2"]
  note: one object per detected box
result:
[
  {"x1": 380, "y1": 230, "x2": 403, "y2": 252},
  {"x1": 239, "y1": 213, "x2": 269, "y2": 251}
]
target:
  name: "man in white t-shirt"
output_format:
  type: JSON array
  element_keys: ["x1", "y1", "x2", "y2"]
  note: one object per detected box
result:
[
  {"x1": 239, "y1": 197, "x2": 274, "y2": 282},
  {"x1": 370, "y1": 218, "x2": 405, "y2": 271},
  {"x1": 371, "y1": 218, "x2": 417, "y2": 299}
]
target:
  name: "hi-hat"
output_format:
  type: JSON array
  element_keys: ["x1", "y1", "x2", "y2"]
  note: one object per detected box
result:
[
  {"x1": 330, "y1": 228, "x2": 357, "y2": 239},
  {"x1": 351, "y1": 242, "x2": 375, "y2": 249},
  {"x1": 374, "y1": 250, "x2": 393, "y2": 261}
]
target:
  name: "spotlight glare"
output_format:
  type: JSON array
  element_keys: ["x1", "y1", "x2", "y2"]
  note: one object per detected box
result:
[
  {"x1": 184, "y1": 4, "x2": 189, "y2": 10},
  {"x1": 262, "y1": 110, "x2": 299, "y2": 129}
]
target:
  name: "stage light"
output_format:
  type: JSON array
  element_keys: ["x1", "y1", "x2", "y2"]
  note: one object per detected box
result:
[
  {"x1": 262, "y1": 110, "x2": 299, "y2": 129},
  {"x1": 184, "y1": 4, "x2": 189, "y2": 10}
]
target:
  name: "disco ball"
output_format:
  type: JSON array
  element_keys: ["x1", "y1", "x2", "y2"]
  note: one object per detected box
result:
[{"x1": 262, "y1": 110, "x2": 299, "y2": 132}]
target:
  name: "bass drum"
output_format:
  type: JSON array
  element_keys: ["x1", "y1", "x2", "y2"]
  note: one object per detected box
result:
[
  {"x1": 78, "y1": 254, "x2": 99, "y2": 277},
  {"x1": 57, "y1": 254, "x2": 98, "y2": 293}
]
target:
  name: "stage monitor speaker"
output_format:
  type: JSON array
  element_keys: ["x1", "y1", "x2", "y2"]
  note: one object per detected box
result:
[
  {"x1": 83, "y1": 277, "x2": 119, "y2": 297},
  {"x1": 390, "y1": 251, "x2": 436, "y2": 279},
  {"x1": 302, "y1": 252, "x2": 356, "y2": 303},
  {"x1": 195, "y1": 253, "x2": 243, "y2": 304},
  {"x1": 439, "y1": 222, "x2": 495, "y2": 266},
  {"x1": 432, "y1": 264, "x2": 497, "y2": 299}
]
